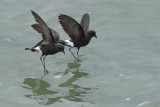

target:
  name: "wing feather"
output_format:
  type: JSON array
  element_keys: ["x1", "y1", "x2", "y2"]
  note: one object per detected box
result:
[
  {"x1": 31, "y1": 24, "x2": 59, "y2": 43},
  {"x1": 80, "y1": 13, "x2": 89, "y2": 33},
  {"x1": 31, "y1": 10, "x2": 54, "y2": 45},
  {"x1": 58, "y1": 14, "x2": 85, "y2": 42}
]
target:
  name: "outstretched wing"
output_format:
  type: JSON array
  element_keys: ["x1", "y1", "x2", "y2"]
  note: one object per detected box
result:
[
  {"x1": 50, "y1": 28, "x2": 59, "y2": 43},
  {"x1": 80, "y1": 13, "x2": 89, "y2": 34},
  {"x1": 31, "y1": 24, "x2": 59, "y2": 43},
  {"x1": 31, "y1": 10, "x2": 54, "y2": 45},
  {"x1": 31, "y1": 24, "x2": 45, "y2": 41},
  {"x1": 58, "y1": 14, "x2": 85, "y2": 42}
]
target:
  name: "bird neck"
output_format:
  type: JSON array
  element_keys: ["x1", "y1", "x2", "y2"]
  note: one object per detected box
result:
[{"x1": 85, "y1": 33, "x2": 93, "y2": 42}]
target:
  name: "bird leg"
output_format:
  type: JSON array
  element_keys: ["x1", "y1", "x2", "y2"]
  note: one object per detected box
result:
[
  {"x1": 69, "y1": 47, "x2": 79, "y2": 61},
  {"x1": 77, "y1": 48, "x2": 80, "y2": 58},
  {"x1": 40, "y1": 55, "x2": 48, "y2": 74},
  {"x1": 43, "y1": 55, "x2": 48, "y2": 74}
]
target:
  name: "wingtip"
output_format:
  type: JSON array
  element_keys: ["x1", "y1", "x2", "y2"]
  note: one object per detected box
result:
[
  {"x1": 58, "y1": 14, "x2": 61, "y2": 19},
  {"x1": 31, "y1": 10, "x2": 40, "y2": 19},
  {"x1": 83, "y1": 13, "x2": 89, "y2": 17},
  {"x1": 31, "y1": 24, "x2": 38, "y2": 28},
  {"x1": 58, "y1": 14, "x2": 65, "y2": 20},
  {"x1": 59, "y1": 14, "x2": 65, "y2": 16},
  {"x1": 31, "y1": 10, "x2": 34, "y2": 14},
  {"x1": 85, "y1": 13, "x2": 89, "y2": 15},
  {"x1": 31, "y1": 10, "x2": 37, "y2": 16},
  {"x1": 31, "y1": 10, "x2": 37, "y2": 19},
  {"x1": 58, "y1": 14, "x2": 69, "y2": 18},
  {"x1": 58, "y1": 14, "x2": 64, "y2": 18}
]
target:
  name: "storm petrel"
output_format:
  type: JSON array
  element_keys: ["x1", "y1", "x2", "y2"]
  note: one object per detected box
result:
[
  {"x1": 58, "y1": 13, "x2": 97, "y2": 60},
  {"x1": 25, "y1": 10, "x2": 65, "y2": 74}
]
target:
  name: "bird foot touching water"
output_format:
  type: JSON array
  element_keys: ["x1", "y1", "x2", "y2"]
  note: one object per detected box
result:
[
  {"x1": 44, "y1": 68, "x2": 49, "y2": 75},
  {"x1": 72, "y1": 55, "x2": 80, "y2": 61},
  {"x1": 76, "y1": 58, "x2": 80, "y2": 61}
]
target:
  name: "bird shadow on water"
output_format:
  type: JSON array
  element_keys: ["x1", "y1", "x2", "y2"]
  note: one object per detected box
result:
[{"x1": 22, "y1": 59, "x2": 93, "y2": 105}]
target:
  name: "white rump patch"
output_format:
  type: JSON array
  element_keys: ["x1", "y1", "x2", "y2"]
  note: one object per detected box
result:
[
  {"x1": 64, "y1": 40, "x2": 74, "y2": 47},
  {"x1": 34, "y1": 46, "x2": 42, "y2": 55}
]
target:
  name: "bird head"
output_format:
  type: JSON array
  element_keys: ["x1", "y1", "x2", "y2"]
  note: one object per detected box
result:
[
  {"x1": 88, "y1": 30, "x2": 97, "y2": 38},
  {"x1": 57, "y1": 45, "x2": 65, "y2": 54}
]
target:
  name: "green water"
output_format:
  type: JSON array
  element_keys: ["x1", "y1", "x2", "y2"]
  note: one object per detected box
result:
[{"x1": 1, "y1": 0, "x2": 160, "y2": 107}]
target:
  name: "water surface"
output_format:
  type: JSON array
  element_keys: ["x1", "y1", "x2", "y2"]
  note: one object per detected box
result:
[{"x1": 1, "y1": 0, "x2": 160, "y2": 107}]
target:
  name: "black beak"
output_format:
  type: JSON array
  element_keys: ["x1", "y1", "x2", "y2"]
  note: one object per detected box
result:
[{"x1": 94, "y1": 35, "x2": 97, "y2": 38}]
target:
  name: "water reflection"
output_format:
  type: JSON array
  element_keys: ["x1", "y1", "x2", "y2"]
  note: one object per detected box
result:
[
  {"x1": 59, "y1": 71, "x2": 91, "y2": 102},
  {"x1": 59, "y1": 60, "x2": 91, "y2": 102},
  {"x1": 23, "y1": 78, "x2": 60, "y2": 105},
  {"x1": 61, "y1": 59, "x2": 84, "y2": 76},
  {"x1": 23, "y1": 60, "x2": 92, "y2": 105}
]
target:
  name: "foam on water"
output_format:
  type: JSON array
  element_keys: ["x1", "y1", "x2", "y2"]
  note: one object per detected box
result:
[
  {"x1": 137, "y1": 101, "x2": 149, "y2": 106},
  {"x1": 54, "y1": 75, "x2": 62, "y2": 79}
]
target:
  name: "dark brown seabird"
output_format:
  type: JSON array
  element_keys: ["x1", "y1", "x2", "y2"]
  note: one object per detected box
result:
[
  {"x1": 58, "y1": 13, "x2": 97, "y2": 60},
  {"x1": 25, "y1": 10, "x2": 65, "y2": 74}
]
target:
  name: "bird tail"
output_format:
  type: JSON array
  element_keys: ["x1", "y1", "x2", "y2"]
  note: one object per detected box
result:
[
  {"x1": 25, "y1": 48, "x2": 31, "y2": 50},
  {"x1": 58, "y1": 40, "x2": 66, "y2": 45},
  {"x1": 25, "y1": 48, "x2": 36, "y2": 52}
]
